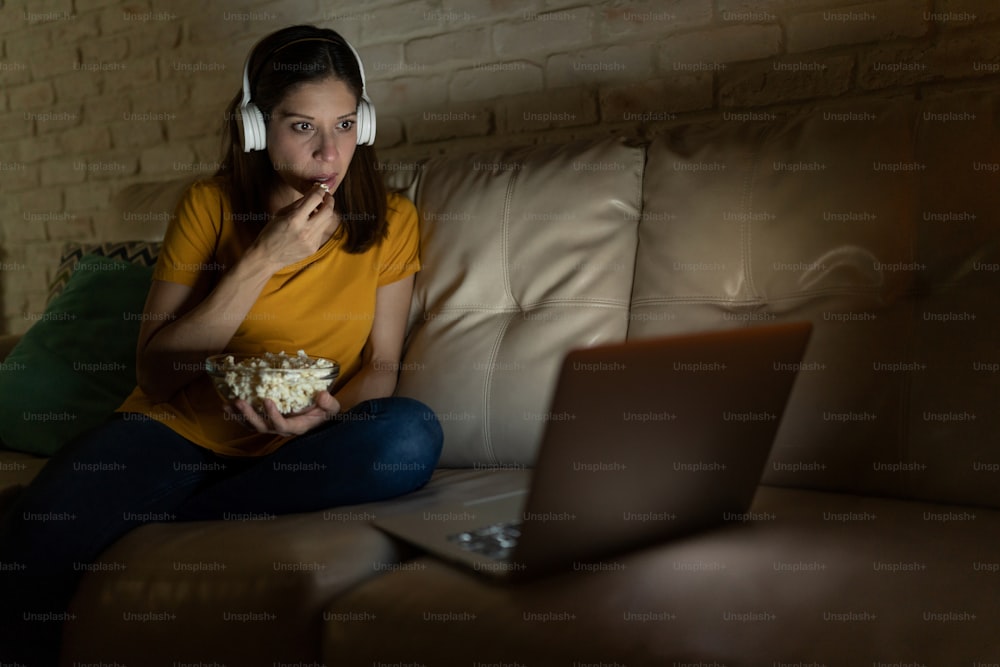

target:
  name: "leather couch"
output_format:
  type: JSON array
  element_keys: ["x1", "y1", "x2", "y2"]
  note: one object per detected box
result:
[{"x1": 1, "y1": 90, "x2": 998, "y2": 666}]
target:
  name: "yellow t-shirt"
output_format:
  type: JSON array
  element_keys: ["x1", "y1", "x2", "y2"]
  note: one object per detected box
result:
[{"x1": 117, "y1": 178, "x2": 421, "y2": 457}]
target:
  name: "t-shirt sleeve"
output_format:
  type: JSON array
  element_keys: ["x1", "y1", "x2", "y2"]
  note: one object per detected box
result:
[
  {"x1": 153, "y1": 180, "x2": 224, "y2": 287},
  {"x1": 377, "y1": 193, "x2": 422, "y2": 287}
]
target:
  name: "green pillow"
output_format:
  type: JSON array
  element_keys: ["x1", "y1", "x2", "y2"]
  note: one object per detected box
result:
[{"x1": 0, "y1": 254, "x2": 153, "y2": 456}]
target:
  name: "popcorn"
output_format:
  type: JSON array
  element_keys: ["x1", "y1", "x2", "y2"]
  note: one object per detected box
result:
[{"x1": 210, "y1": 350, "x2": 338, "y2": 415}]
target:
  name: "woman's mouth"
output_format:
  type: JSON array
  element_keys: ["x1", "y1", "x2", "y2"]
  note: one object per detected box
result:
[{"x1": 312, "y1": 175, "x2": 338, "y2": 190}]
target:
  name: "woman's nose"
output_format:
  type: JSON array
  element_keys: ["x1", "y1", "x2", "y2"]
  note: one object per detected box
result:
[{"x1": 314, "y1": 133, "x2": 338, "y2": 162}]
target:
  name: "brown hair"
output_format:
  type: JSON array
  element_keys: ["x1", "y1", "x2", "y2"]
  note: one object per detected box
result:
[{"x1": 216, "y1": 25, "x2": 387, "y2": 253}]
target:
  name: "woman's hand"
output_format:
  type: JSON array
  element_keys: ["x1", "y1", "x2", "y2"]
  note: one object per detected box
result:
[
  {"x1": 225, "y1": 390, "x2": 341, "y2": 437},
  {"x1": 249, "y1": 184, "x2": 340, "y2": 271}
]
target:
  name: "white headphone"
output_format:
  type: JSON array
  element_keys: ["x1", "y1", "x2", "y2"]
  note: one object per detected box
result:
[{"x1": 235, "y1": 35, "x2": 376, "y2": 152}]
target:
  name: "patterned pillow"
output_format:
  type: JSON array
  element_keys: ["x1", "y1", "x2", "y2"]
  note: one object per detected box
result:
[{"x1": 48, "y1": 241, "x2": 160, "y2": 305}]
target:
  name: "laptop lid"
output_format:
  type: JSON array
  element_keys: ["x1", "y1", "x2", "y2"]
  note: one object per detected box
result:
[
  {"x1": 375, "y1": 321, "x2": 813, "y2": 580},
  {"x1": 505, "y1": 320, "x2": 813, "y2": 576}
]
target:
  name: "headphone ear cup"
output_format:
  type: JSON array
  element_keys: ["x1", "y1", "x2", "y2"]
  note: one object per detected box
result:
[
  {"x1": 356, "y1": 98, "x2": 376, "y2": 146},
  {"x1": 237, "y1": 102, "x2": 267, "y2": 152}
]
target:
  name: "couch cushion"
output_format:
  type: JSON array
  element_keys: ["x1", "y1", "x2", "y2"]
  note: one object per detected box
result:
[
  {"x1": 398, "y1": 137, "x2": 644, "y2": 467},
  {"x1": 0, "y1": 255, "x2": 153, "y2": 456},
  {"x1": 322, "y1": 485, "x2": 1000, "y2": 666},
  {"x1": 632, "y1": 93, "x2": 1000, "y2": 507},
  {"x1": 59, "y1": 467, "x2": 520, "y2": 666},
  {"x1": 47, "y1": 240, "x2": 160, "y2": 304}
]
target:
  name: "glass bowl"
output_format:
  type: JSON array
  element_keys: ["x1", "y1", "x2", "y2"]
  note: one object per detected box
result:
[{"x1": 205, "y1": 351, "x2": 340, "y2": 415}]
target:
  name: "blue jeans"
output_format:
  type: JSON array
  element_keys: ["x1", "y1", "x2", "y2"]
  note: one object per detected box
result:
[{"x1": 0, "y1": 396, "x2": 443, "y2": 666}]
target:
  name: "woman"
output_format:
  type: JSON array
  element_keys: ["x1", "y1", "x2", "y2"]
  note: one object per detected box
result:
[{"x1": 0, "y1": 24, "x2": 443, "y2": 665}]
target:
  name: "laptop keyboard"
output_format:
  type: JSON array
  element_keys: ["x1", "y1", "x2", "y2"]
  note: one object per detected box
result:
[{"x1": 447, "y1": 520, "x2": 523, "y2": 560}]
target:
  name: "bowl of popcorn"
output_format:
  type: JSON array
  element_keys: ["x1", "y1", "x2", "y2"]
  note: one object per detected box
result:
[{"x1": 205, "y1": 350, "x2": 339, "y2": 415}]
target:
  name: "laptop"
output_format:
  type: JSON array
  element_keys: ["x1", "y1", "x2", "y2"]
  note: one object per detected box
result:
[{"x1": 374, "y1": 321, "x2": 813, "y2": 581}]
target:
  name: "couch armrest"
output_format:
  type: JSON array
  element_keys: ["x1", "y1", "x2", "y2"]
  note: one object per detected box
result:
[{"x1": 0, "y1": 334, "x2": 21, "y2": 362}]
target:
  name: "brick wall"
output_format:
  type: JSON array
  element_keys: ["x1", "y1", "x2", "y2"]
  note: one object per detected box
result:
[{"x1": 1, "y1": 0, "x2": 998, "y2": 334}]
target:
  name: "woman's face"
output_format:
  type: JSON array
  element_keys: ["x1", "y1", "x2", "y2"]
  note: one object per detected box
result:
[{"x1": 267, "y1": 77, "x2": 359, "y2": 202}]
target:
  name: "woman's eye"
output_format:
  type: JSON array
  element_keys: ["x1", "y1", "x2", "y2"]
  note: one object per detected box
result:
[
  {"x1": 338, "y1": 119, "x2": 355, "y2": 131},
  {"x1": 292, "y1": 122, "x2": 313, "y2": 132}
]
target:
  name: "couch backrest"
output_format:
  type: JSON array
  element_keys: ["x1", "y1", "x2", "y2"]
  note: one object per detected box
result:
[
  {"x1": 112, "y1": 93, "x2": 999, "y2": 508},
  {"x1": 629, "y1": 92, "x2": 1000, "y2": 508},
  {"x1": 396, "y1": 138, "x2": 645, "y2": 467}
]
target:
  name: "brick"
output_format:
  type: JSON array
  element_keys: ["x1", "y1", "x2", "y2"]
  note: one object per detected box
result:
[
  {"x1": 100, "y1": 0, "x2": 153, "y2": 34},
  {"x1": 547, "y1": 43, "x2": 655, "y2": 88},
  {"x1": 924, "y1": 29, "x2": 1000, "y2": 80},
  {"x1": 109, "y1": 116, "x2": 164, "y2": 149},
  {"x1": 373, "y1": 115, "x2": 404, "y2": 149},
  {"x1": 719, "y1": 54, "x2": 855, "y2": 106},
  {"x1": 80, "y1": 37, "x2": 129, "y2": 65},
  {"x1": 103, "y1": 56, "x2": 158, "y2": 94},
  {"x1": 0, "y1": 60, "x2": 32, "y2": 87},
  {"x1": 405, "y1": 28, "x2": 489, "y2": 69},
  {"x1": 361, "y1": 43, "x2": 412, "y2": 80},
  {"x1": 0, "y1": 162, "x2": 39, "y2": 192},
  {"x1": 442, "y1": 0, "x2": 525, "y2": 23},
  {"x1": 598, "y1": 0, "x2": 714, "y2": 39},
  {"x1": 18, "y1": 134, "x2": 62, "y2": 163},
  {"x1": 52, "y1": 11, "x2": 100, "y2": 43},
  {"x1": 658, "y1": 24, "x2": 783, "y2": 68},
  {"x1": 74, "y1": 155, "x2": 130, "y2": 184},
  {"x1": 2, "y1": 217, "x2": 48, "y2": 243},
  {"x1": 597, "y1": 0, "x2": 713, "y2": 42},
  {"x1": 717, "y1": 0, "x2": 849, "y2": 15},
  {"x1": 58, "y1": 125, "x2": 112, "y2": 154},
  {"x1": 27, "y1": 242, "x2": 68, "y2": 282},
  {"x1": 83, "y1": 94, "x2": 131, "y2": 124},
  {"x1": 405, "y1": 106, "x2": 493, "y2": 143},
  {"x1": 367, "y1": 73, "x2": 450, "y2": 114},
  {"x1": 0, "y1": 111, "x2": 34, "y2": 142},
  {"x1": 787, "y1": 0, "x2": 928, "y2": 53},
  {"x1": 0, "y1": 140, "x2": 20, "y2": 164},
  {"x1": 33, "y1": 106, "x2": 83, "y2": 135},
  {"x1": 52, "y1": 71, "x2": 102, "y2": 103},
  {"x1": 127, "y1": 80, "x2": 190, "y2": 116},
  {"x1": 2, "y1": 267, "x2": 47, "y2": 305},
  {"x1": 30, "y1": 45, "x2": 78, "y2": 83},
  {"x1": 65, "y1": 181, "x2": 113, "y2": 211},
  {"x1": 166, "y1": 104, "x2": 221, "y2": 140},
  {"x1": 493, "y1": 8, "x2": 593, "y2": 58},
  {"x1": 501, "y1": 88, "x2": 598, "y2": 134},
  {"x1": 187, "y1": 12, "x2": 248, "y2": 46},
  {"x1": 857, "y1": 43, "x2": 933, "y2": 90},
  {"x1": 19, "y1": 0, "x2": 74, "y2": 26},
  {"x1": 8, "y1": 82, "x2": 56, "y2": 111},
  {"x1": 451, "y1": 61, "x2": 543, "y2": 102},
  {"x1": 75, "y1": 0, "x2": 121, "y2": 10},
  {"x1": 856, "y1": 29, "x2": 1000, "y2": 90},
  {"x1": 600, "y1": 72, "x2": 714, "y2": 122},
  {"x1": 935, "y1": 0, "x2": 1000, "y2": 24},
  {"x1": 187, "y1": 72, "x2": 236, "y2": 111},
  {"x1": 362, "y1": 0, "x2": 455, "y2": 44},
  {"x1": 4, "y1": 26, "x2": 51, "y2": 62},
  {"x1": 126, "y1": 22, "x2": 182, "y2": 58},
  {"x1": 139, "y1": 143, "x2": 196, "y2": 176},
  {"x1": 269, "y1": 0, "x2": 327, "y2": 25},
  {"x1": 188, "y1": 136, "x2": 224, "y2": 171},
  {"x1": 46, "y1": 215, "x2": 94, "y2": 241},
  {"x1": 41, "y1": 159, "x2": 88, "y2": 185}
]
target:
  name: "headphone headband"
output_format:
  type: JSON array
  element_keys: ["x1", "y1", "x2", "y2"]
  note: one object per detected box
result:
[{"x1": 237, "y1": 32, "x2": 375, "y2": 151}]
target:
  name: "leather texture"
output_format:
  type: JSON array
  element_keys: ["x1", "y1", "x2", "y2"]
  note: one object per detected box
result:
[
  {"x1": 58, "y1": 468, "x2": 509, "y2": 665},
  {"x1": 0, "y1": 92, "x2": 993, "y2": 666},
  {"x1": 633, "y1": 92, "x2": 1000, "y2": 506},
  {"x1": 398, "y1": 138, "x2": 644, "y2": 466},
  {"x1": 322, "y1": 485, "x2": 1000, "y2": 667}
]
